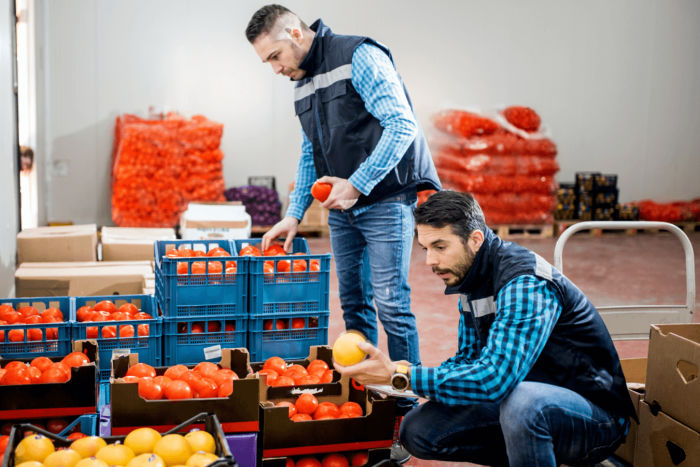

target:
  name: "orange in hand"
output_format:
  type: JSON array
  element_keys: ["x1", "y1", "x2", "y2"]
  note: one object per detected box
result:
[{"x1": 311, "y1": 181, "x2": 332, "y2": 202}]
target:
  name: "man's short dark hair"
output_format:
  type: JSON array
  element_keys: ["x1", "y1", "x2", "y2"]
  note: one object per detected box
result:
[
  {"x1": 414, "y1": 190, "x2": 487, "y2": 243},
  {"x1": 245, "y1": 4, "x2": 306, "y2": 43}
]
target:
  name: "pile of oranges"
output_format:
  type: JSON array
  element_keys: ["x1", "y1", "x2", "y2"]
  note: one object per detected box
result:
[
  {"x1": 164, "y1": 246, "x2": 237, "y2": 276},
  {"x1": 0, "y1": 351, "x2": 91, "y2": 385},
  {"x1": 117, "y1": 362, "x2": 239, "y2": 400},
  {"x1": 75, "y1": 300, "x2": 153, "y2": 339},
  {"x1": 256, "y1": 356, "x2": 333, "y2": 387},
  {"x1": 0, "y1": 304, "x2": 65, "y2": 342}
]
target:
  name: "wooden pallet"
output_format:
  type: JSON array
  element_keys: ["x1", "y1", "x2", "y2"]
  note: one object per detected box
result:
[
  {"x1": 554, "y1": 220, "x2": 700, "y2": 237},
  {"x1": 491, "y1": 224, "x2": 554, "y2": 239}
]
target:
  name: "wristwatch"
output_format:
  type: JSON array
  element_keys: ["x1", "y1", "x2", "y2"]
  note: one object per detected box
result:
[{"x1": 391, "y1": 364, "x2": 410, "y2": 391}]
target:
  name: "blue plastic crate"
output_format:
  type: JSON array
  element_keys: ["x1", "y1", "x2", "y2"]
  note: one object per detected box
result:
[
  {"x1": 233, "y1": 238, "x2": 331, "y2": 316},
  {"x1": 0, "y1": 296, "x2": 72, "y2": 359},
  {"x1": 248, "y1": 310, "x2": 329, "y2": 362},
  {"x1": 162, "y1": 315, "x2": 248, "y2": 366},
  {"x1": 72, "y1": 294, "x2": 162, "y2": 382},
  {"x1": 154, "y1": 239, "x2": 248, "y2": 318},
  {"x1": 58, "y1": 413, "x2": 98, "y2": 437}
]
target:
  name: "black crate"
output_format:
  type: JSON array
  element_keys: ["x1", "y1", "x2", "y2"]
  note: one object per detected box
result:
[
  {"x1": 575, "y1": 172, "x2": 601, "y2": 192},
  {"x1": 594, "y1": 174, "x2": 618, "y2": 189}
]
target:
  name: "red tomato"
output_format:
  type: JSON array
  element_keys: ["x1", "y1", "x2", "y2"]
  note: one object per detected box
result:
[
  {"x1": 45, "y1": 326, "x2": 59, "y2": 340},
  {"x1": 208, "y1": 261, "x2": 223, "y2": 274},
  {"x1": 207, "y1": 321, "x2": 221, "y2": 333},
  {"x1": 134, "y1": 312, "x2": 153, "y2": 320},
  {"x1": 263, "y1": 244, "x2": 286, "y2": 256},
  {"x1": 101, "y1": 326, "x2": 117, "y2": 339},
  {"x1": 76, "y1": 305, "x2": 92, "y2": 322},
  {"x1": 126, "y1": 363, "x2": 157, "y2": 379},
  {"x1": 165, "y1": 248, "x2": 179, "y2": 258},
  {"x1": 286, "y1": 459, "x2": 295, "y2": 467},
  {"x1": 164, "y1": 364, "x2": 189, "y2": 381},
  {"x1": 276, "y1": 319, "x2": 289, "y2": 330},
  {"x1": 309, "y1": 260, "x2": 321, "y2": 272},
  {"x1": 291, "y1": 413, "x2": 313, "y2": 422},
  {"x1": 191, "y1": 261, "x2": 206, "y2": 275},
  {"x1": 138, "y1": 378, "x2": 164, "y2": 400},
  {"x1": 291, "y1": 318, "x2": 306, "y2": 329},
  {"x1": 118, "y1": 303, "x2": 139, "y2": 315},
  {"x1": 0, "y1": 435, "x2": 10, "y2": 453},
  {"x1": 0, "y1": 304, "x2": 15, "y2": 318},
  {"x1": 46, "y1": 418, "x2": 69, "y2": 434},
  {"x1": 225, "y1": 321, "x2": 236, "y2": 332},
  {"x1": 27, "y1": 328, "x2": 43, "y2": 341},
  {"x1": 86, "y1": 326, "x2": 98, "y2": 339},
  {"x1": 153, "y1": 375, "x2": 171, "y2": 387},
  {"x1": 339, "y1": 401, "x2": 363, "y2": 418},
  {"x1": 212, "y1": 368, "x2": 238, "y2": 387},
  {"x1": 292, "y1": 259, "x2": 307, "y2": 272},
  {"x1": 137, "y1": 324, "x2": 150, "y2": 336},
  {"x1": 207, "y1": 247, "x2": 230, "y2": 257},
  {"x1": 27, "y1": 365, "x2": 42, "y2": 383},
  {"x1": 192, "y1": 376, "x2": 218, "y2": 398},
  {"x1": 1, "y1": 311, "x2": 19, "y2": 325},
  {"x1": 311, "y1": 181, "x2": 332, "y2": 202},
  {"x1": 62, "y1": 351, "x2": 90, "y2": 368},
  {"x1": 110, "y1": 312, "x2": 129, "y2": 321},
  {"x1": 239, "y1": 245, "x2": 262, "y2": 257},
  {"x1": 31, "y1": 356, "x2": 54, "y2": 372},
  {"x1": 350, "y1": 452, "x2": 368, "y2": 466},
  {"x1": 276, "y1": 260, "x2": 291, "y2": 273},
  {"x1": 320, "y1": 370, "x2": 334, "y2": 384},
  {"x1": 283, "y1": 364, "x2": 308, "y2": 380},
  {"x1": 38, "y1": 366, "x2": 69, "y2": 384},
  {"x1": 94, "y1": 300, "x2": 117, "y2": 314},
  {"x1": 164, "y1": 379, "x2": 194, "y2": 399},
  {"x1": 313, "y1": 402, "x2": 340, "y2": 419},
  {"x1": 322, "y1": 454, "x2": 349, "y2": 467},
  {"x1": 121, "y1": 375, "x2": 141, "y2": 384},
  {"x1": 297, "y1": 457, "x2": 322, "y2": 467},
  {"x1": 294, "y1": 393, "x2": 319, "y2": 415},
  {"x1": 67, "y1": 432, "x2": 87, "y2": 440},
  {"x1": 177, "y1": 262, "x2": 189, "y2": 275},
  {"x1": 296, "y1": 374, "x2": 321, "y2": 385},
  {"x1": 193, "y1": 362, "x2": 219, "y2": 379},
  {"x1": 17, "y1": 306, "x2": 39, "y2": 319},
  {"x1": 276, "y1": 401, "x2": 297, "y2": 418},
  {"x1": 263, "y1": 261, "x2": 274, "y2": 274},
  {"x1": 1, "y1": 367, "x2": 31, "y2": 385},
  {"x1": 41, "y1": 308, "x2": 64, "y2": 321},
  {"x1": 218, "y1": 379, "x2": 234, "y2": 397},
  {"x1": 257, "y1": 368, "x2": 279, "y2": 385},
  {"x1": 263, "y1": 356, "x2": 287, "y2": 374},
  {"x1": 307, "y1": 359, "x2": 329, "y2": 376},
  {"x1": 225, "y1": 262, "x2": 237, "y2": 274},
  {"x1": 272, "y1": 376, "x2": 295, "y2": 387},
  {"x1": 4, "y1": 361, "x2": 27, "y2": 371},
  {"x1": 118, "y1": 325, "x2": 135, "y2": 338},
  {"x1": 191, "y1": 323, "x2": 205, "y2": 333}
]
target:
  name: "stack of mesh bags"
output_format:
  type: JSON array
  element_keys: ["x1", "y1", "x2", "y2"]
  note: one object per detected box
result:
[
  {"x1": 111, "y1": 113, "x2": 226, "y2": 227},
  {"x1": 430, "y1": 106, "x2": 559, "y2": 224}
]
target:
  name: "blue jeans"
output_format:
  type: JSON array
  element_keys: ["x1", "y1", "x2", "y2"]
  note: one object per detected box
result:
[
  {"x1": 400, "y1": 381, "x2": 629, "y2": 466},
  {"x1": 327, "y1": 191, "x2": 420, "y2": 365}
]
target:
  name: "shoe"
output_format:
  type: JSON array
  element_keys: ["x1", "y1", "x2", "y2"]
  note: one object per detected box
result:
[{"x1": 390, "y1": 441, "x2": 411, "y2": 464}]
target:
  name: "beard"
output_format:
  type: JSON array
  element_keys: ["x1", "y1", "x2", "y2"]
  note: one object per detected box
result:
[{"x1": 432, "y1": 245, "x2": 476, "y2": 286}]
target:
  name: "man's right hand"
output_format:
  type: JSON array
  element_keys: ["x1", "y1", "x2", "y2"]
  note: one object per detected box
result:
[{"x1": 262, "y1": 216, "x2": 300, "y2": 252}]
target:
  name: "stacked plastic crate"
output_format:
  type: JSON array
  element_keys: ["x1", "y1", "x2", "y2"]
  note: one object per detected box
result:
[
  {"x1": 154, "y1": 239, "x2": 248, "y2": 365},
  {"x1": 235, "y1": 238, "x2": 331, "y2": 362}
]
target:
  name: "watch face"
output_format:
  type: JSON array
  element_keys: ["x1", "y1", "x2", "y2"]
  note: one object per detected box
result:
[{"x1": 392, "y1": 373, "x2": 409, "y2": 391}]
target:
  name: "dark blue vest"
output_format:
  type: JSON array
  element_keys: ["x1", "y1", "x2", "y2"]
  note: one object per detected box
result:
[
  {"x1": 294, "y1": 20, "x2": 441, "y2": 209},
  {"x1": 447, "y1": 229, "x2": 636, "y2": 421}
]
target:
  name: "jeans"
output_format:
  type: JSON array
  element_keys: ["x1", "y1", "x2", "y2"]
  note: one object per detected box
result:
[
  {"x1": 399, "y1": 381, "x2": 629, "y2": 466},
  {"x1": 327, "y1": 191, "x2": 420, "y2": 365}
]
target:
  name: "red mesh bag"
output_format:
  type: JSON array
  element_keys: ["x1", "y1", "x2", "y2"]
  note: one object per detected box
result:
[
  {"x1": 503, "y1": 106, "x2": 541, "y2": 132},
  {"x1": 433, "y1": 110, "x2": 500, "y2": 139},
  {"x1": 111, "y1": 113, "x2": 226, "y2": 227}
]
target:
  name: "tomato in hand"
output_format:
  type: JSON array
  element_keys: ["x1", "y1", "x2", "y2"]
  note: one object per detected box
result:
[{"x1": 311, "y1": 181, "x2": 332, "y2": 202}]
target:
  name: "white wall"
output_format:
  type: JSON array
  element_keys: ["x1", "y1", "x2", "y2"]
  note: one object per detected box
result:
[
  {"x1": 1, "y1": 0, "x2": 19, "y2": 296},
  {"x1": 37, "y1": 0, "x2": 700, "y2": 226}
]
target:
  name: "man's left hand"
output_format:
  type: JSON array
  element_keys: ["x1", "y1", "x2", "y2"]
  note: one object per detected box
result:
[
  {"x1": 334, "y1": 342, "x2": 406, "y2": 385},
  {"x1": 317, "y1": 176, "x2": 360, "y2": 211}
]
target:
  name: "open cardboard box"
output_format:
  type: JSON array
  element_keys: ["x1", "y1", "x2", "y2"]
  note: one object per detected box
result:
[
  {"x1": 180, "y1": 201, "x2": 251, "y2": 240},
  {"x1": 259, "y1": 370, "x2": 396, "y2": 457},
  {"x1": 15, "y1": 261, "x2": 153, "y2": 297},
  {"x1": 635, "y1": 400, "x2": 700, "y2": 467},
  {"x1": 17, "y1": 224, "x2": 97, "y2": 264},
  {"x1": 109, "y1": 347, "x2": 259, "y2": 435},
  {"x1": 614, "y1": 357, "x2": 647, "y2": 465},
  {"x1": 0, "y1": 341, "x2": 98, "y2": 421},
  {"x1": 101, "y1": 226, "x2": 175, "y2": 261},
  {"x1": 645, "y1": 324, "x2": 700, "y2": 432}
]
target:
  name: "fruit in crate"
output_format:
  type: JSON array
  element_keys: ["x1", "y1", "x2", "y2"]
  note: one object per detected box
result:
[
  {"x1": 165, "y1": 246, "x2": 237, "y2": 275},
  {"x1": 0, "y1": 303, "x2": 65, "y2": 342},
  {"x1": 332, "y1": 331, "x2": 367, "y2": 366},
  {"x1": 0, "y1": 352, "x2": 92, "y2": 385},
  {"x1": 257, "y1": 356, "x2": 334, "y2": 386},
  {"x1": 281, "y1": 394, "x2": 363, "y2": 421},
  {"x1": 75, "y1": 300, "x2": 153, "y2": 338}
]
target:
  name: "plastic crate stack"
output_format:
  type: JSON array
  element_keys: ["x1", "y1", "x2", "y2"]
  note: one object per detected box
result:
[
  {"x1": 154, "y1": 239, "x2": 249, "y2": 366},
  {"x1": 235, "y1": 238, "x2": 331, "y2": 362},
  {"x1": 554, "y1": 183, "x2": 577, "y2": 220},
  {"x1": 71, "y1": 294, "x2": 162, "y2": 382},
  {"x1": 430, "y1": 106, "x2": 559, "y2": 224},
  {"x1": 575, "y1": 172, "x2": 619, "y2": 221}
]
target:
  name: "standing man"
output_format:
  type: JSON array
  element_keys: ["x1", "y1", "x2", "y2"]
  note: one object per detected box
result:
[
  {"x1": 336, "y1": 191, "x2": 636, "y2": 466},
  {"x1": 246, "y1": 6, "x2": 441, "y2": 372}
]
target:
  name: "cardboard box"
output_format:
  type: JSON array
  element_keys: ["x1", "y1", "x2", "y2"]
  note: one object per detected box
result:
[
  {"x1": 0, "y1": 341, "x2": 98, "y2": 420},
  {"x1": 635, "y1": 400, "x2": 700, "y2": 467},
  {"x1": 615, "y1": 357, "x2": 647, "y2": 464},
  {"x1": 109, "y1": 348, "x2": 259, "y2": 435},
  {"x1": 15, "y1": 261, "x2": 153, "y2": 297},
  {"x1": 101, "y1": 227, "x2": 175, "y2": 261},
  {"x1": 299, "y1": 200, "x2": 328, "y2": 228},
  {"x1": 180, "y1": 201, "x2": 251, "y2": 240},
  {"x1": 17, "y1": 224, "x2": 97, "y2": 264},
  {"x1": 645, "y1": 324, "x2": 700, "y2": 432}
]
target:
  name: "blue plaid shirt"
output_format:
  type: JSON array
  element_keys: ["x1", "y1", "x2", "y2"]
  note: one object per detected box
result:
[
  {"x1": 411, "y1": 275, "x2": 562, "y2": 405},
  {"x1": 286, "y1": 43, "x2": 418, "y2": 220}
]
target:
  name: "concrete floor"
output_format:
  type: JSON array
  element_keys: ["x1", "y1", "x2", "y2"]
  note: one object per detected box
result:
[{"x1": 305, "y1": 230, "x2": 700, "y2": 467}]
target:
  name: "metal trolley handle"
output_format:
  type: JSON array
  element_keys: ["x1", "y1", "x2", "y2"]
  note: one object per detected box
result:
[{"x1": 553, "y1": 221, "x2": 696, "y2": 340}]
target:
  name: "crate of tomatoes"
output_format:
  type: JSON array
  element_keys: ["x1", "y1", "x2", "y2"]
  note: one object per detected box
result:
[
  {"x1": 0, "y1": 296, "x2": 72, "y2": 359},
  {"x1": 71, "y1": 294, "x2": 162, "y2": 382},
  {"x1": 234, "y1": 238, "x2": 331, "y2": 362},
  {"x1": 154, "y1": 239, "x2": 247, "y2": 318}
]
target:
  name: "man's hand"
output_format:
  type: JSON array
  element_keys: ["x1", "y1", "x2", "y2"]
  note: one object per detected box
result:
[
  {"x1": 317, "y1": 176, "x2": 361, "y2": 211},
  {"x1": 262, "y1": 216, "x2": 299, "y2": 252},
  {"x1": 334, "y1": 342, "x2": 406, "y2": 385}
]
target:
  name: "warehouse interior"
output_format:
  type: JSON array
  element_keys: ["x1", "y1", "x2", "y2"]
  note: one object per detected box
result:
[{"x1": 0, "y1": 1, "x2": 699, "y2": 466}]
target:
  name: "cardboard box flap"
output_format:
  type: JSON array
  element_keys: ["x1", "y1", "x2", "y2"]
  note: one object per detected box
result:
[
  {"x1": 101, "y1": 227, "x2": 176, "y2": 243},
  {"x1": 18, "y1": 224, "x2": 97, "y2": 238}
]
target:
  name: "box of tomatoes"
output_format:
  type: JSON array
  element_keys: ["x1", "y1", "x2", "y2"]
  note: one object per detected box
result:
[
  {"x1": 257, "y1": 364, "x2": 396, "y2": 457},
  {"x1": 0, "y1": 340, "x2": 98, "y2": 422},
  {"x1": 71, "y1": 294, "x2": 162, "y2": 382},
  {"x1": 108, "y1": 347, "x2": 260, "y2": 435}
]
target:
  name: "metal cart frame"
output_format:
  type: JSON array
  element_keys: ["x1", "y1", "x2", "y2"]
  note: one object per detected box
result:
[{"x1": 554, "y1": 221, "x2": 696, "y2": 340}]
